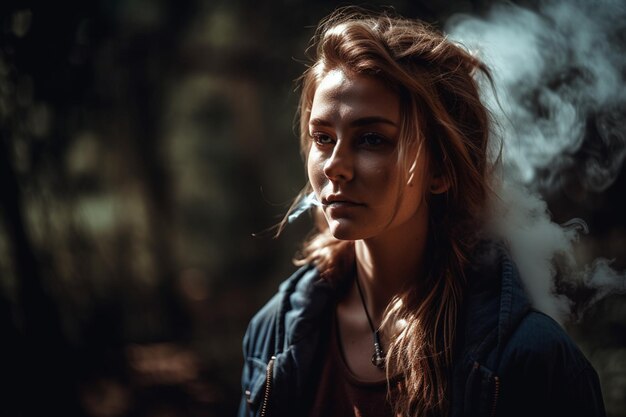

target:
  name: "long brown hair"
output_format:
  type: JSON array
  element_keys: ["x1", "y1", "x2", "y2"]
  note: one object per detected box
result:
[{"x1": 285, "y1": 7, "x2": 495, "y2": 417}]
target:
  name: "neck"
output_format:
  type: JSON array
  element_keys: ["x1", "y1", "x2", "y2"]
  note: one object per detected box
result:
[{"x1": 354, "y1": 210, "x2": 429, "y2": 322}]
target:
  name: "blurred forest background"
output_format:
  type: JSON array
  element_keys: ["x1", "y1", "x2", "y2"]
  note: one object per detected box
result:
[{"x1": 0, "y1": 0, "x2": 624, "y2": 416}]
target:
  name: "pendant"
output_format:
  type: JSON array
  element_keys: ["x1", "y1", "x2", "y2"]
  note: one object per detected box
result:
[{"x1": 371, "y1": 331, "x2": 386, "y2": 369}]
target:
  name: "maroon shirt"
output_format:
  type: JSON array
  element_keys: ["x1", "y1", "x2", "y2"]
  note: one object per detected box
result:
[{"x1": 308, "y1": 313, "x2": 400, "y2": 417}]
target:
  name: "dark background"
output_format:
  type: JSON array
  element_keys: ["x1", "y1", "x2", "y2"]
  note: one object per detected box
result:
[{"x1": 0, "y1": 1, "x2": 624, "y2": 416}]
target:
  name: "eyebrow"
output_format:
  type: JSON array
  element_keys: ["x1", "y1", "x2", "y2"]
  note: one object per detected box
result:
[{"x1": 309, "y1": 116, "x2": 398, "y2": 128}]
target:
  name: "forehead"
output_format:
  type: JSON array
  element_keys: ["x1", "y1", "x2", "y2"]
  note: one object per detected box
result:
[{"x1": 309, "y1": 69, "x2": 400, "y2": 123}]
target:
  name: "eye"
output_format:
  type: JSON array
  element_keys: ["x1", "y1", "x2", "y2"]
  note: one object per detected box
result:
[
  {"x1": 310, "y1": 132, "x2": 334, "y2": 146},
  {"x1": 359, "y1": 132, "x2": 386, "y2": 147}
]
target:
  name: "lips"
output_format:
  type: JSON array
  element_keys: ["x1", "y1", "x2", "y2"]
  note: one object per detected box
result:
[{"x1": 322, "y1": 194, "x2": 363, "y2": 206}]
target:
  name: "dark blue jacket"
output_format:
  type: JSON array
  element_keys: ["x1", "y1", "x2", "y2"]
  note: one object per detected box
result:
[{"x1": 239, "y1": 245, "x2": 605, "y2": 417}]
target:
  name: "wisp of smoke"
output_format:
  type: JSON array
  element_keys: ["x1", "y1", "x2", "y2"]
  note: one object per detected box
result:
[
  {"x1": 447, "y1": 0, "x2": 626, "y2": 323},
  {"x1": 287, "y1": 192, "x2": 320, "y2": 223}
]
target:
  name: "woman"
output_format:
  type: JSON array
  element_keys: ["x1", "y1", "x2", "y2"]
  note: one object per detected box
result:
[{"x1": 239, "y1": 7, "x2": 605, "y2": 417}]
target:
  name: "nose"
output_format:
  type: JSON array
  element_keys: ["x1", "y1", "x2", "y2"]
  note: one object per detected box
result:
[{"x1": 323, "y1": 140, "x2": 354, "y2": 183}]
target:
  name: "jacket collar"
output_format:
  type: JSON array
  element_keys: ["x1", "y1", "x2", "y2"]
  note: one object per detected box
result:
[
  {"x1": 461, "y1": 242, "x2": 532, "y2": 366},
  {"x1": 281, "y1": 265, "x2": 335, "y2": 350}
]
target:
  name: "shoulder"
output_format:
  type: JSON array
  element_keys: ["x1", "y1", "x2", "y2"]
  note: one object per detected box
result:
[
  {"x1": 243, "y1": 264, "x2": 324, "y2": 358},
  {"x1": 500, "y1": 310, "x2": 591, "y2": 375},
  {"x1": 496, "y1": 310, "x2": 605, "y2": 416}
]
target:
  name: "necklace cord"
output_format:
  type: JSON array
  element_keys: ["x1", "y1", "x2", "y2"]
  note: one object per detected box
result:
[
  {"x1": 355, "y1": 273, "x2": 386, "y2": 369},
  {"x1": 355, "y1": 274, "x2": 377, "y2": 333}
]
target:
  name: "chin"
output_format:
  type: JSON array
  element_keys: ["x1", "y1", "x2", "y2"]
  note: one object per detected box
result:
[{"x1": 327, "y1": 220, "x2": 374, "y2": 241}]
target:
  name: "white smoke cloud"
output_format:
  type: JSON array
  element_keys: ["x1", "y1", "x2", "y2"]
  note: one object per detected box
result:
[
  {"x1": 485, "y1": 181, "x2": 576, "y2": 321},
  {"x1": 446, "y1": 0, "x2": 626, "y2": 323},
  {"x1": 448, "y1": 0, "x2": 626, "y2": 191}
]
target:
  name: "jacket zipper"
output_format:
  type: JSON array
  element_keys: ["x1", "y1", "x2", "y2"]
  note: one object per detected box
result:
[
  {"x1": 260, "y1": 356, "x2": 276, "y2": 417},
  {"x1": 490, "y1": 375, "x2": 500, "y2": 417}
]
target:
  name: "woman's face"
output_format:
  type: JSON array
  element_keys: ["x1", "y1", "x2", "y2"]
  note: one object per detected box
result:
[{"x1": 307, "y1": 68, "x2": 430, "y2": 241}]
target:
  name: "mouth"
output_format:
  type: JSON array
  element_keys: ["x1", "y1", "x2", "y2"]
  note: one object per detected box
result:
[
  {"x1": 322, "y1": 195, "x2": 364, "y2": 207},
  {"x1": 324, "y1": 201, "x2": 361, "y2": 207}
]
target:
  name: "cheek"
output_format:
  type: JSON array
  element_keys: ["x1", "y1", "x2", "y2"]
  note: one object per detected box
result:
[
  {"x1": 307, "y1": 148, "x2": 324, "y2": 189},
  {"x1": 360, "y1": 158, "x2": 395, "y2": 190}
]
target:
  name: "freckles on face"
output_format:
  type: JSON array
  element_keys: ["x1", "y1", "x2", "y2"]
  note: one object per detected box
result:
[{"x1": 306, "y1": 68, "x2": 429, "y2": 241}]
